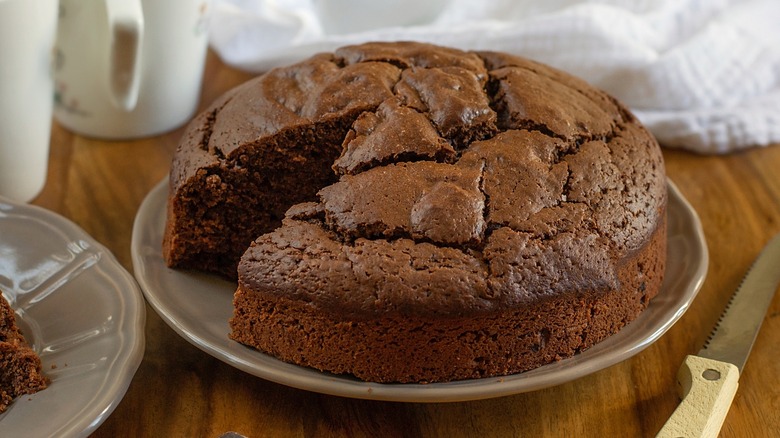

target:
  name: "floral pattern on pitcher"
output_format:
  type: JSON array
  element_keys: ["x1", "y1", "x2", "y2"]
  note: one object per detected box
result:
[
  {"x1": 54, "y1": 80, "x2": 90, "y2": 117},
  {"x1": 52, "y1": 4, "x2": 90, "y2": 118},
  {"x1": 194, "y1": 2, "x2": 210, "y2": 36}
]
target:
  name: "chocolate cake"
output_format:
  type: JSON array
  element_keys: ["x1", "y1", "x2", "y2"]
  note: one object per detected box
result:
[
  {"x1": 1, "y1": 292, "x2": 48, "y2": 413},
  {"x1": 164, "y1": 42, "x2": 667, "y2": 383}
]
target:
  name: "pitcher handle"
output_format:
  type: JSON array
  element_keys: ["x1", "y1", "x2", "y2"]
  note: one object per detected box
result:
[{"x1": 105, "y1": 0, "x2": 143, "y2": 111}]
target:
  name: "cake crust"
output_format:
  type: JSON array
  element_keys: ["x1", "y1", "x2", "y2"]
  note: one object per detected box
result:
[
  {"x1": 1, "y1": 292, "x2": 48, "y2": 413},
  {"x1": 164, "y1": 42, "x2": 667, "y2": 383},
  {"x1": 231, "y1": 219, "x2": 664, "y2": 382}
]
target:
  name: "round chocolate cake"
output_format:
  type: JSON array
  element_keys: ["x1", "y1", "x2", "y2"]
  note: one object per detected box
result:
[{"x1": 163, "y1": 42, "x2": 666, "y2": 383}]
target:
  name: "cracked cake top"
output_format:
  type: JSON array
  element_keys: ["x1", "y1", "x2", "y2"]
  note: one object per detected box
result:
[{"x1": 169, "y1": 42, "x2": 666, "y2": 317}]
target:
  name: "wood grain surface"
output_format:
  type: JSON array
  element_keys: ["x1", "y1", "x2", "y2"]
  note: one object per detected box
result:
[{"x1": 31, "y1": 51, "x2": 780, "y2": 438}]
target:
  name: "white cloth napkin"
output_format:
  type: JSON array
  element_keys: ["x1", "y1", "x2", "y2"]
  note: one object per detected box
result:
[{"x1": 208, "y1": 0, "x2": 780, "y2": 154}]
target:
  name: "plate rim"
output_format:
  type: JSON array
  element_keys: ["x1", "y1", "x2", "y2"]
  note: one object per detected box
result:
[
  {"x1": 132, "y1": 177, "x2": 707, "y2": 402},
  {"x1": 0, "y1": 196, "x2": 146, "y2": 436}
]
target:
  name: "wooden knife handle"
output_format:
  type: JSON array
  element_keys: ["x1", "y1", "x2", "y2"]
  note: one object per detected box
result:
[{"x1": 656, "y1": 355, "x2": 740, "y2": 438}]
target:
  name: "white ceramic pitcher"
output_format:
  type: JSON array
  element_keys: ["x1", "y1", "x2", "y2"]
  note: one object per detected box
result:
[
  {"x1": 54, "y1": 0, "x2": 211, "y2": 139},
  {"x1": 0, "y1": 0, "x2": 58, "y2": 203}
]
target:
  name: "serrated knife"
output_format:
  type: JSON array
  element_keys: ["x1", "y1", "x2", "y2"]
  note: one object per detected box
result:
[{"x1": 657, "y1": 232, "x2": 780, "y2": 438}]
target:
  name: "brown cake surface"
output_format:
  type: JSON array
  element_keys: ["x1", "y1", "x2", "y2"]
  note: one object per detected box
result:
[
  {"x1": 164, "y1": 42, "x2": 667, "y2": 383},
  {"x1": 1, "y1": 292, "x2": 48, "y2": 413}
]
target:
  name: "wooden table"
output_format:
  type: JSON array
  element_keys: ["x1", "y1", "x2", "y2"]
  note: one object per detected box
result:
[{"x1": 33, "y1": 50, "x2": 780, "y2": 437}]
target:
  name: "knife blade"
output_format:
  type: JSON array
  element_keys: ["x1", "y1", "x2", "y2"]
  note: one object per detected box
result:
[{"x1": 657, "y1": 232, "x2": 780, "y2": 438}]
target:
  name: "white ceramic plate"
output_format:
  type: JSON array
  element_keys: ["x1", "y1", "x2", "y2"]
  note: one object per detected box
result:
[
  {"x1": 0, "y1": 198, "x2": 145, "y2": 436},
  {"x1": 132, "y1": 178, "x2": 707, "y2": 402}
]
